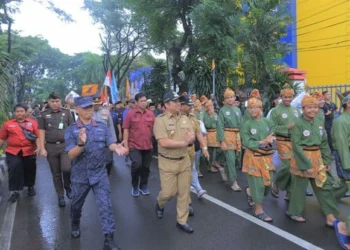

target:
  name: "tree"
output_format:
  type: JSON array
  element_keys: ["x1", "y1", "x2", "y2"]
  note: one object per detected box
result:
[{"x1": 84, "y1": 0, "x2": 151, "y2": 88}]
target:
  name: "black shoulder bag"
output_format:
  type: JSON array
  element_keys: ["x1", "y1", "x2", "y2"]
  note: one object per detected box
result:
[{"x1": 17, "y1": 122, "x2": 37, "y2": 142}]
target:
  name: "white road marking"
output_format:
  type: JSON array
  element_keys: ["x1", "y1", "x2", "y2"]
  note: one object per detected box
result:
[
  {"x1": 200, "y1": 193, "x2": 324, "y2": 250},
  {"x1": 0, "y1": 202, "x2": 17, "y2": 250}
]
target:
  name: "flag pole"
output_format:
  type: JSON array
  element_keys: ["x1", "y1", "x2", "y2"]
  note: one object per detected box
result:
[{"x1": 212, "y1": 59, "x2": 216, "y2": 95}]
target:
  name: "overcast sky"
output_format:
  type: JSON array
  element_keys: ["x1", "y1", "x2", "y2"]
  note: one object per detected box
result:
[{"x1": 12, "y1": 0, "x2": 103, "y2": 55}]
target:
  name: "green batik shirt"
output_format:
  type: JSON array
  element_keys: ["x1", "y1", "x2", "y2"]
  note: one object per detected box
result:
[
  {"x1": 203, "y1": 111, "x2": 218, "y2": 129},
  {"x1": 270, "y1": 104, "x2": 301, "y2": 137},
  {"x1": 332, "y1": 112, "x2": 350, "y2": 170},
  {"x1": 291, "y1": 115, "x2": 331, "y2": 171},
  {"x1": 241, "y1": 118, "x2": 274, "y2": 151},
  {"x1": 217, "y1": 105, "x2": 242, "y2": 142}
]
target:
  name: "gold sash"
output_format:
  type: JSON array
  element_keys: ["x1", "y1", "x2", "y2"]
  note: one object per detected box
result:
[
  {"x1": 290, "y1": 149, "x2": 327, "y2": 188},
  {"x1": 224, "y1": 128, "x2": 241, "y2": 151},
  {"x1": 207, "y1": 129, "x2": 220, "y2": 147},
  {"x1": 242, "y1": 148, "x2": 275, "y2": 186}
]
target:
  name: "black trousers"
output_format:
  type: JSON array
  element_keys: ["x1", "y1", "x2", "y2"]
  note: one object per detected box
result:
[
  {"x1": 325, "y1": 125, "x2": 334, "y2": 152},
  {"x1": 6, "y1": 152, "x2": 37, "y2": 191},
  {"x1": 152, "y1": 136, "x2": 158, "y2": 156},
  {"x1": 130, "y1": 149, "x2": 152, "y2": 188}
]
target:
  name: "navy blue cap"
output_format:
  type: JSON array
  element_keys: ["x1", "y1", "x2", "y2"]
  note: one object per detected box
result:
[
  {"x1": 179, "y1": 95, "x2": 194, "y2": 106},
  {"x1": 163, "y1": 91, "x2": 180, "y2": 103},
  {"x1": 74, "y1": 96, "x2": 93, "y2": 108}
]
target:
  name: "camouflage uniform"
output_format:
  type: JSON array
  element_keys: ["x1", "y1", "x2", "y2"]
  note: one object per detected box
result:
[{"x1": 65, "y1": 119, "x2": 116, "y2": 234}]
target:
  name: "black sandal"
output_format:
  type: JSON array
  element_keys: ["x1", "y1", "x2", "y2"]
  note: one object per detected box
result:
[
  {"x1": 271, "y1": 186, "x2": 279, "y2": 198},
  {"x1": 254, "y1": 212, "x2": 273, "y2": 223},
  {"x1": 285, "y1": 212, "x2": 306, "y2": 223},
  {"x1": 245, "y1": 187, "x2": 255, "y2": 207}
]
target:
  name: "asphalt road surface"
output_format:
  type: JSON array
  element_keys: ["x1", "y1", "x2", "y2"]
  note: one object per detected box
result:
[{"x1": 0, "y1": 154, "x2": 348, "y2": 250}]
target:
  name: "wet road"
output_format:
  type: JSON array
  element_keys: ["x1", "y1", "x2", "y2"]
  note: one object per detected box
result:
[{"x1": 1, "y1": 155, "x2": 349, "y2": 250}]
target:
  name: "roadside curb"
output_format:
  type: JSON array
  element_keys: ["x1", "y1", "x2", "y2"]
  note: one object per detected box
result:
[{"x1": 0, "y1": 155, "x2": 7, "y2": 190}]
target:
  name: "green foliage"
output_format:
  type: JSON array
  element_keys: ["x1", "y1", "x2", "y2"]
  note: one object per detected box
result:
[
  {"x1": 141, "y1": 60, "x2": 167, "y2": 103},
  {"x1": 184, "y1": 57, "x2": 226, "y2": 102}
]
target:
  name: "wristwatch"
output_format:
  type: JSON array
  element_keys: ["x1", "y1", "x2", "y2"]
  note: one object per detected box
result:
[
  {"x1": 202, "y1": 147, "x2": 208, "y2": 150},
  {"x1": 77, "y1": 143, "x2": 85, "y2": 147}
]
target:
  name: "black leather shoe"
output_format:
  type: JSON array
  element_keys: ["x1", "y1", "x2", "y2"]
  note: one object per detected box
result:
[
  {"x1": 103, "y1": 233, "x2": 121, "y2": 250},
  {"x1": 155, "y1": 203, "x2": 164, "y2": 219},
  {"x1": 8, "y1": 192, "x2": 20, "y2": 203},
  {"x1": 58, "y1": 196, "x2": 66, "y2": 207},
  {"x1": 65, "y1": 188, "x2": 72, "y2": 199},
  {"x1": 27, "y1": 186, "x2": 36, "y2": 196},
  {"x1": 71, "y1": 221, "x2": 80, "y2": 238},
  {"x1": 189, "y1": 204, "x2": 194, "y2": 217},
  {"x1": 176, "y1": 223, "x2": 194, "y2": 234}
]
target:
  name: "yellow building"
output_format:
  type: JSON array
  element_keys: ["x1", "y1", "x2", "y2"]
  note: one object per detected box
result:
[{"x1": 296, "y1": 0, "x2": 350, "y2": 86}]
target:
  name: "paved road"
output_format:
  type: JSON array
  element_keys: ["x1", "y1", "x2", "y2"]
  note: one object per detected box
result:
[{"x1": 0, "y1": 155, "x2": 348, "y2": 250}]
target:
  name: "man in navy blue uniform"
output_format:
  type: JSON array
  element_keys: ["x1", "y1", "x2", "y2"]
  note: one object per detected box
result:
[{"x1": 65, "y1": 96, "x2": 127, "y2": 250}]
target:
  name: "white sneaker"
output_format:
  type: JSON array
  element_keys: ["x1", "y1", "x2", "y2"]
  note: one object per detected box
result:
[
  {"x1": 190, "y1": 186, "x2": 196, "y2": 193},
  {"x1": 218, "y1": 167, "x2": 228, "y2": 182},
  {"x1": 197, "y1": 189, "x2": 207, "y2": 199},
  {"x1": 231, "y1": 183, "x2": 242, "y2": 192}
]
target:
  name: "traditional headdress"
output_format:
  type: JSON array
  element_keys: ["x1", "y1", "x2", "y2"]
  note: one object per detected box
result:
[
  {"x1": 280, "y1": 83, "x2": 295, "y2": 96},
  {"x1": 200, "y1": 95, "x2": 209, "y2": 104},
  {"x1": 312, "y1": 91, "x2": 324, "y2": 100},
  {"x1": 247, "y1": 98, "x2": 262, "y2": 108},
  {"x1": 224, "y1": 88, "x2": 235, "y2": 98},
  {"x1": 249, "y1": 89, "x2": 261, "y2": 99},
  {"x1": 301, "y1": 95, "x2": 318, "y2": 107},
  {"x1": 204, "y1": 100, "x2": 214, "y2": 109},
  {"x1": 194, "y1": 100, "x2": 201, "y2": 108}
]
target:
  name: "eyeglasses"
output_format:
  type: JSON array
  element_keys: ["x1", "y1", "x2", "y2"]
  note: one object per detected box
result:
[{"x1": 247, "y1": 107, "x2": 261, "y2": 110}]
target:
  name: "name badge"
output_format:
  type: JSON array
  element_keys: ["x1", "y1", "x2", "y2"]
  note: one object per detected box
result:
[{"x1": 58, "y1": 123, "x2": 64, "y2": 130}]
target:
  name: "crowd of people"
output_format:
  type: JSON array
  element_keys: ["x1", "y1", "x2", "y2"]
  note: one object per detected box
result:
[{"x1": 0, "y1": 85, "x2": 349, "y2": 249}]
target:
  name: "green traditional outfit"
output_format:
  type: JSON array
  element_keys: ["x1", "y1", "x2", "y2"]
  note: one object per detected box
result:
[
  {"x1": 195, "y1": 110, "x2": 204, "y2": 121},
  {"x1": 203, "y1": 111, "x2": 223, "y2": 168},
  {"x1": 288, "y1": 115, "x2": 340, "y2": 217},
  {"x1": 331, "y1": 111, "x2": 350, "y2": 196},
  {"x1": 241, "y1": 117, "x2": 275, "y2": 204},
  {"x1": 217, "y1": 105, "x2": 242, "y2": 183},
  {"x1": 316, "y1": 109, "x2": 325, "y2": 124},
  {"x1": 270, "y1": 104, "x2": 301, "y2": 192}
]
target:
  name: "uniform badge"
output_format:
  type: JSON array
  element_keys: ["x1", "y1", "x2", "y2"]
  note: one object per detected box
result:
[
  {"x1": 46, "y1": 114, "x2": 51, "y2": 118},
  {"x1": 26, "y1": 122, "x2": 32, "y2": 127},
  {"x1": 319, "y1": 126, "x2": 323, "y2": 136},
  {"x1": 214, "y1": 115, "x2": 218, "y2": 121},
  {"x1": 225, "y1": 111, "x2": 230, "y2": 116},
  {"x1": 282, "y1": 113, "x2": 288, "y2": 119},
  {"x1": 303, "y1": 130, "x2": 310, "y2": 137},
  {"x1": 183, "y1": 121, "x2": 186, "y2": 123},
  {"x1": 62, "y1": 113, "x2": 65, "y2": 116},
  {"x1": 235, "y1": 112, "x2": 240, "y2": 116},
  {"x1": 250, "y1": 128, "x2": 257, "y2": 135},
  {"x1": 293, "y1": 110, "x2": 299, "y2": 117}
]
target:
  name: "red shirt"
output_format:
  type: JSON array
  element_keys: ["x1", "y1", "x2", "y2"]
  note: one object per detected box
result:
[
  {"x1": 123, "y1": 108, "x2": 155, "y2": 150},
  {"x1": 0, "y1": 118, "x2": 39, "y2": 156}
]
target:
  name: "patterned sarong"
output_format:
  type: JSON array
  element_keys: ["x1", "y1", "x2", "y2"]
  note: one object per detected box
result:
[
  {"x1": 290, "y1": 148, "x2": 327, "y2": 188},
  {"x1": 242, "y1": 148, "x2": 275, "y2": 186}
]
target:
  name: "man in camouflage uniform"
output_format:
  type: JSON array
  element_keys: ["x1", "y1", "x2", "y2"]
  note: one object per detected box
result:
[
  {"x1": 65, "y1": 96, "x2": 127, "y2": 250},
  {"x1": 92, "y1": 96, "x2": 117, "y2": 175}
]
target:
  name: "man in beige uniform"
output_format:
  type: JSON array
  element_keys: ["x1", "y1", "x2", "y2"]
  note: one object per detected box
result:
[
  {"x1": 38, "y1": 92, "x2": 74, "y2": 207},
  {"x1": 154, "y1": 91, "x2": 195, "y2": 234}
]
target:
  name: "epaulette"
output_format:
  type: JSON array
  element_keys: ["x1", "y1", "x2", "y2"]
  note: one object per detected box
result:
[{"x1": 158, "y1": 113, "x2": 165, "y2": 117}]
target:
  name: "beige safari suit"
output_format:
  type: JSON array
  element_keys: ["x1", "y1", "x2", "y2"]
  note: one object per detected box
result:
[{"x1": 153, "y1": 111, "x2": 193, "y2": 224}]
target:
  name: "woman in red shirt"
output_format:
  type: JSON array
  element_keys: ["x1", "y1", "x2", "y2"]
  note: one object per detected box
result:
[{"x1": 0, "y1": 104, "x2": 40, "y2": 203}]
